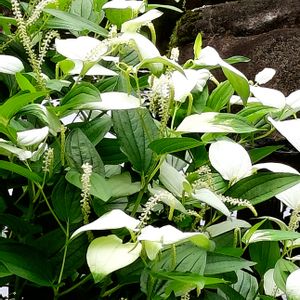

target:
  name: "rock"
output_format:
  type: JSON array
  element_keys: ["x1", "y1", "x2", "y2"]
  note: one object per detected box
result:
[{"x1": 171, "y1": 0, "x2": 300, "y2": 94}]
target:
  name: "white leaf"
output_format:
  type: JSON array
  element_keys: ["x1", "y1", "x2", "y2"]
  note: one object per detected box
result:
[
  {"x1": 69, "y1": 60, "x2": 117, "y2": 76},
  {"x1": 263, "y1": 268, "x2": 284, "y2": 297},
  {"x1": 78, "y1": 92, "x2": 143, "y2": 110},
  {"x1": 0, "y1": 55, "x2": 24, "y2": 74},
  {"x1": 192, "y1": 188, "x2": 231, "y2": 217},
  {"x1": 159, "y1": 161, "x2": 188, "y2": 198},
  {"x1": 253, "y1": 162, "x2": 300, "y2": 210},
  {"x1": 171, "y1": 69, "x2": 210, "y2": 102},
  {"x1": 55, "y1": 37, "x2": 107, "y2": 62},
  {"x1": 177, "y1": 112, "x2": 229, "y2": 133},
  {"x1": 103, "y1": 0, "x2": 144, "y2": 10},
  {"x1": 121, "y1": 9, "x2": 163, "y2": 32},
  {"x1": 138, "y1": 225, "x2": 202, "y2": 245},
  {"x1": 17, "y1": 126, "x2": 49, "y2": 147},
  {"x1": 230, "y1": 95, "x2": 257, "y2": 105},
  {"x1": 255, "y1": 68, "x2": 276, "y2": 85},
  {"x1": 268, "y1": 117, "x2": 300, "y2": 152},
  {"x1": 286, "y1": 90, "x2": 300, "y2": 112},
  {"x1": 250, "y1": 86, "x2": 286, "y2": 109},
  {"x1": 194, "y1": 46, "x2": 247, "y2": 80},
  {"x1": 87, "y1": 235, "x2": 142, "y2": 283},
  {"x1": 206, "y1": 219, "x2": 251, "y2": 237},
  {"x1": 286, "y1": 268, "x2": 300, "y2": 300},
  {"x1": 71, "y1": 209, "x2": 140, "y2": 239},
  {"x1": 209, "y1": 139, "x2": 252, "y2": 183},
  {"x1": 194, "y1": 46, "x2": 221, "y2": 66}
]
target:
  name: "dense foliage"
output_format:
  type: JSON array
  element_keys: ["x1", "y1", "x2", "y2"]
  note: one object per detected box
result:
[{"x1": 0, "y1": 0, "x2": 300, "y2": 299}]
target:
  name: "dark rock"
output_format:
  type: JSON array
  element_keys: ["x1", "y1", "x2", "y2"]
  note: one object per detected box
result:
[{"x1": 171, "y1": 0, "x2": 300, "y2": 94}]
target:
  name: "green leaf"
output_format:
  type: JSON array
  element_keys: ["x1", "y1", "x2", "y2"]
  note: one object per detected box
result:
[
  {"x1": 193, "y1": 33, "x2": 202, "y2": 60},
  {"x1": 247, "y1": 229, "x2": 300, "y2": 244},
  {"x1": 0, "y1": 238, "x2": 54, "y2": 286},
  {"x1": 15, "y1": 73, "x2": 36, "y2": 93},
  {"x1": 112, "y1": 108, "x2": 159, "y2": 174},
  {"x1": 0, "y1": 161, "x2": 42, "y2": 183},
  {"x1": 69, "y1": 0, "x2": 93, "y2": 20},
  {"x1": 152, "y1": 271, "x2": 227, "y2": 297},
  {"x1": 230, "y1": 270, "x2": 258, "y2": 300},
  {"x1": 51, "y1": 177, "x2": 82, "y2": 223},
  {"x1": 225, "y1": 172, "x2": 300, "y2": 206},
  {"x1": 149, "y1": 137, "x2": 203, "y2": 155},
  {"x1": 69, "y1": 114, "x2": 112, "y2": 146},
  {"x1": 224, "y1": 56, "x2": 251, "y2": 64},
  {"x1": 204, "y1": 252, "x2": 255, "y2": 275},
  {"x1": 44, "y1": 8, "x2": 108, "y2": 36},
  {"x1": 18, "y1": 103, "x2": 61, "y2": 136},
  {"x1": 0, "y1": 214, "x2": 41, "y2": 238},
  {"x1": 96, "y1": 138, "x2": 128, "y2": 165},
  {"x1": 0, "y1": 92, "x2": 46, "y2": 126},
  {"x1": 65, "y1": 128, "x2": 105, "y2": 175},
  {"x1": 87, "y1": 235, "x2": 142, "y2": 283},
  {"x1": 249, "y1": 145, "x2": 283, "y2": 164},
  {"x1": 104, "y1": 7, "x2": 136, "y2": 28},
  {"x1": 237, "y1": 104, "x2": 276, "y2": 124},
  {"x1": 66, "y1": 170, "x2": 111, "y2": 201},
  {"x1": 249, "y1": 241, "x2": 280, "y2": 276},
  {"x1": 107, "y1": 172, "x2": 141, "y2": 198},
  {"x1": 221, "y1": 66, "x2": 250, "y2": 102},
  {"x1": 274, "y1": 259, "x2": 298, "y2": 292},
  {"x1": 207, "y1": 81, "x2": 234, "y2": 112}
]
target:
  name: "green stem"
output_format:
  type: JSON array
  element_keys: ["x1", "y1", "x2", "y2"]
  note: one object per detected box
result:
[
  {"x1": 38, "y1": 185, "x2": 66, "y2": 235},
  {"x1": 57, "y1": 274, "x2": 92, "y2": 298}
]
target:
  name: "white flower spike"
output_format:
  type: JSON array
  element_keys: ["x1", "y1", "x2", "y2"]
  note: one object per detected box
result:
[{"x1": 209, "y1": 139, "x2": 252, "y2": 183}]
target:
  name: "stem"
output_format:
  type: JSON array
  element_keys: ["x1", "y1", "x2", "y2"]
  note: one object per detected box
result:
[
  {"x1": 57, "y1": 222, "x2": 70, "y2": 286},
  {"x1": 38, "y1": 185, "x2": 66, "y2": 235},
  {"x1": 57, "y1": 274, "x2": 92, "y2": 298},
  {"x1": 147, "y1": 23, "x2": 157, "y2": 45}
]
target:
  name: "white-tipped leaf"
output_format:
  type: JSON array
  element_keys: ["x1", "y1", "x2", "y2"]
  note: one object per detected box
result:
[
  {"x1": 0, "y1": 55, "x2": 24, "y2": 74},
  {"x1": 78, "y1": 92, "x2": 143, "y2": 110},
  {"x1": 159, "y1": 161, "x2": 188, "y2": 198},
  {"x1": 250, "y1": 86, "x2": 286, "y2": 109},
  {"x1": 138, "y1": 225, "x2": 203, "y2": 245},
  {"x1": 71, "y1": 209, "x2": 139, "y2": 239},
  {"x1": 253, "y1": 162, "x2": 300, "y2": 210},
  {"x1": 171, "y1": 69, "x2": 210, "y2": 102},
  {"x1": 121, "y1": 9, "x2": 163, "y2": 32},
  {"x1": 121, "y1": 32, "x2": 163, "y2": 74},
  {"x1": 87, "y1": 235, "x2": 142, "y2": 283},
  {"x1": 192, "y1": 188, "x2": 231, "y2": 217},
  {"x1": 268, "y1": 117, "x2": 300, "y2": 152},
  {"x1": 286, "y1": 268, "x2": 300, "y2": 300},
  {"x1": 286, "y1": 90, "x2": 300, "y2": 113},
  {"x1": 0, "y1": 140, "x2": 32, "y2": 160},
  {"x1": 209, "y1": 139, "x2": 252, "y2": 183},
  {"x1": 255, "y1": 68, "x2": 276, "y2": 85},
  {"x1": 17, "y1": 126, "x2": 49, "y2": 147}
]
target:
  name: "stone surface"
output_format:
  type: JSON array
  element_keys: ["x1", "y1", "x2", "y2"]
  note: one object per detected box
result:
[{"x1": 171, "y1": 0, "x2": 300, "y2": 95}]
